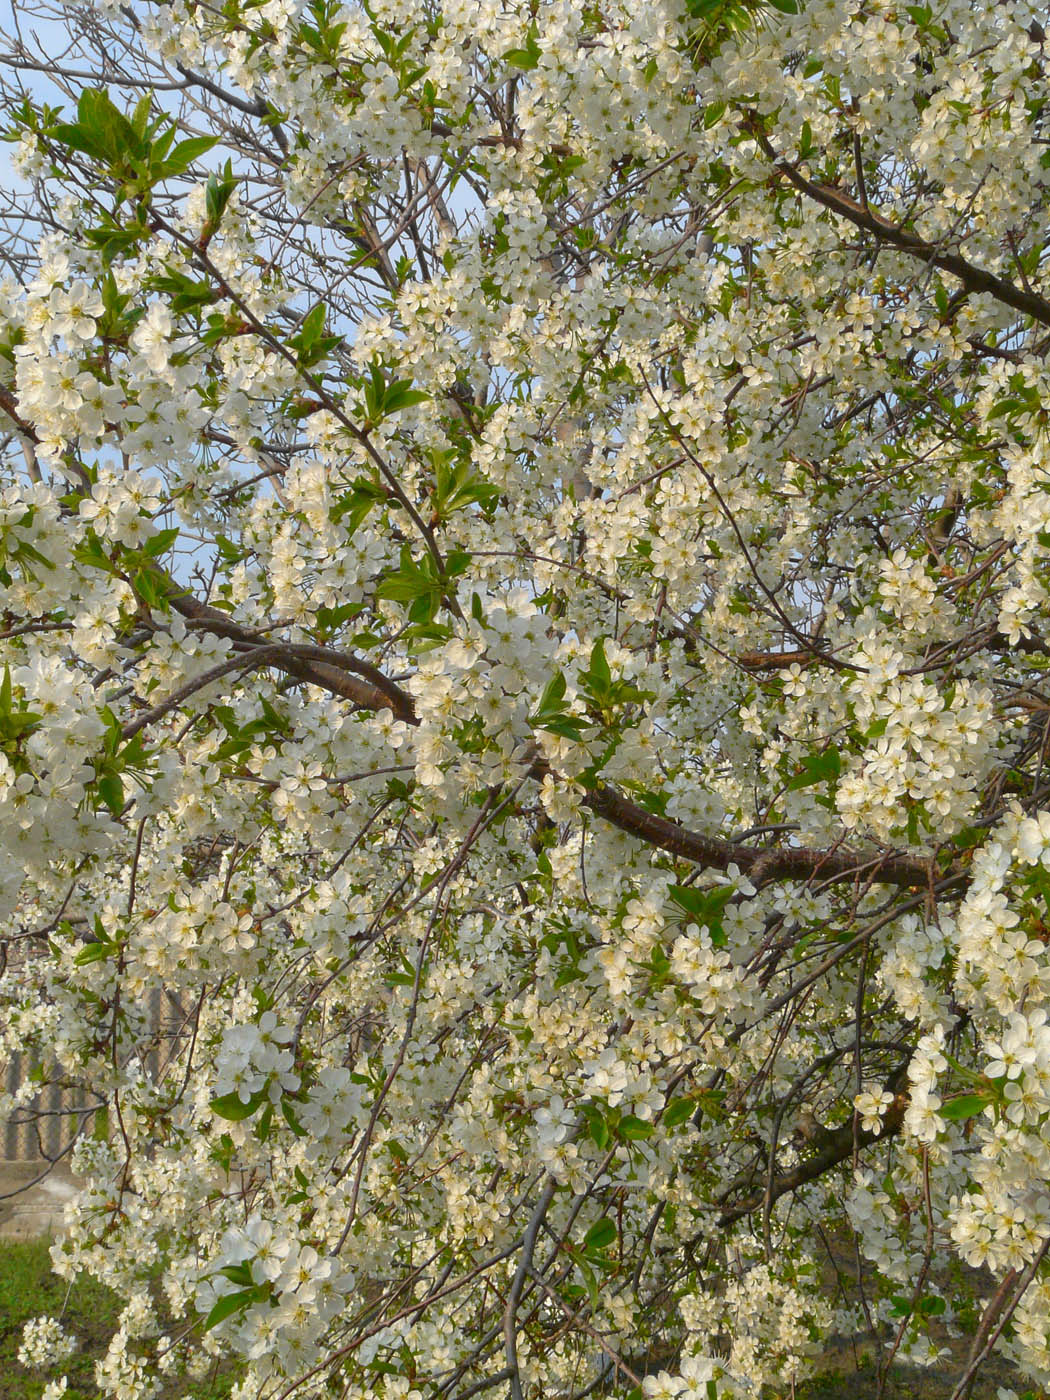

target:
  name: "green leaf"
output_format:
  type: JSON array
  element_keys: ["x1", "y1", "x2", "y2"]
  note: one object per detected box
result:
[
  {"x1": 331, "y1": 478, "x2": 385, "y2": 536},
  {"x1": 202, "y1": 1288, "x2": 258, "y2": 1332},
  {"x1": 281, "y1": 1098, "x2": 307, "y2": 1137},
  {"x1": 533, "y1": 671, "x2": 567, "y2": 717},
  {"x1": 618, "y1": 1115, "x2": 654, "y2": 1140},
  {"x1": 158, "y1": 134, "x2": 218, "y2": 176},
  {"x1": 74, "y1": 88, "x2": 143, "y2": 164},
  {"x1": 663, "y1": 1097, "x2": 695, "y2": 1128},
  {"x1": 6, "y1": 711, "x2": 41, "y2": 737},
  {"x1": 51, "y1": 120, "x2": 108, "y2": 162},
  {"x1": 586, "y1": 1104, "x2": 610, "y2": 1149},
  {"x1": 132, "y1": 567, "x2": 166, "y2": 610},
  {"x1": 787, "y1": 747, "x2": 842, "y2": 790},
  {"x1": 315, "y1": 601, "x2": 363, "y2": 635},
  {"x1": 503, "y1": 28, "x2": 541, "y2": 69},
  {"x1": 297, "y1": 303, "x2": 326, "y2": 353},
  {"x1": 668, "y1": 882, "x2": 734, "y2": 948},
  {"x1": 211, "y1": 1132, "x2": 235, "y2": 1173},
  {"x1": 382, "y1": 380, "x2": 430, "y2": 415},
  {"x1": 0, "y1": 686, "x2": 42, "y2": 745},
  {"x1": 131, "y1": 94, "x2": 154, "y2": 140},
  {"x1": 143, "y1": 526, "x2": 180, "y2": 557},
  {"x1": 583, "y1": 1217, "x2": 617, "y2": 1251},
  {"x1": 376, "y1": 547, "x2": 443, "y2": 622},
  {"x1": 535, "y1": 715, "x2": 586, "y2": 741},
  {"x1": 579, "y1": 639, "x2": 612, "y2": 700},
  {"x1": 96, "y1": 771, "x2": 125, "y2": 816},
  {"x1": 150, "y1": 125, "x2": 176, "y2": 164},
  {"x1": 432, "y1": 455, "x2": 498, "y2": 518},
  {"x1": 576, "y1": 1256, "x2": 600, "y2": 1309},
  {"x1": 918, "y1": 1295, "x2": 946, "y2": 1316},
  {"x1": 205, "y1": 165, "x2": 237, "y2": 228},
  {"x1": 150, "y1": 270, "x2": 216, "y2": 314},
  {"x1": 74, "y1": 940, "x2": 118, "y2": 966},
  {"x1": 210, "y1": 1089, "x2": 265, "y2": 1121},
  {"x1": 937, "y1": 1092, "x2": 992, "y2": 1121}
]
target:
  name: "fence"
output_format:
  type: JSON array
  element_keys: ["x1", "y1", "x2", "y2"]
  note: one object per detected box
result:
[{"x1": 2, "y1": 988, "x2": 167, "y2": 1163}]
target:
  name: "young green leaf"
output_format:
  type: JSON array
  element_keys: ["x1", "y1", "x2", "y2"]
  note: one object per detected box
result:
[
  {"x1": 210, "y1": 1090, "x2": 265, "y2": 1121},
  {"x1": 938, "y1": 1093, "x2": 993, "y2": 1121},
  {"x1": 583, "y1": 1217, "x2": 617, "y2": 1251}
]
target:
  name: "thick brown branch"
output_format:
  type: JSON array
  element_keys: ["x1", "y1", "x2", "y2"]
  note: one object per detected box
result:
[
  {"x1": 583, "y1": 783, "x2": 936, "y2": 888},
  {"x1": 753, "y1": 129, "x2": 1050, "y2": 329},
  {"x1": 168, "y1": 592, "x2": 418, "y2": 724},
  {"x1": 717, "y1": 1091, "x2": 907, "y2": 1227},
  {"x1": 737, "y1": 649, "x2": 814, "y2": 671}
]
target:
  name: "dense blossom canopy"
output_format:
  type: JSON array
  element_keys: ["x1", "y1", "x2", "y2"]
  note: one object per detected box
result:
[{"x1": 2, "y1": 0, "x2": 1050, "y2": 1394}]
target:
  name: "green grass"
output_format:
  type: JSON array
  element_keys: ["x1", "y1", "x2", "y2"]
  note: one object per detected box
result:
[{"x1": 0, "y1": 1239, "x2": 240, "y2": 1400}]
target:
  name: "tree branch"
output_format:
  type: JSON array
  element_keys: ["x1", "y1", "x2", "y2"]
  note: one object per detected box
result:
[
  {"x1": 753, "y1": 128, "x2": 1050, "y2": 328},
  {"x1": 583, "y1": 783, "x2": 935, "y2": 889},
  {"x1": 504, "y1": 1177, "x2": 558, "y2": 1400},
  {"x1": 717, "y1": 1083, "x2": 908, "y2": 1227}
]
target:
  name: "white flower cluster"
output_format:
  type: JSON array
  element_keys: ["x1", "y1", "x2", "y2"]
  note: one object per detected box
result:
[
  {"x1": 212, "y1": 1011, "x2": 299, "y2": 1106},
  {"x1": 854, "y1": 1086, "x2": 894, "y2": 1136},
  {"x1": 17, "y1": 1316, "x2": 77, "y2": 1368},
  {"x1": 196, "y1": 1215, "x2": 355, "y2": 1362},
  {"x1": 678, "y1": 1267, "x2": 832, "y2": 1391},
  {"x1": 643, "y1": 1356, "x2": 755, "y2": 1400}
]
